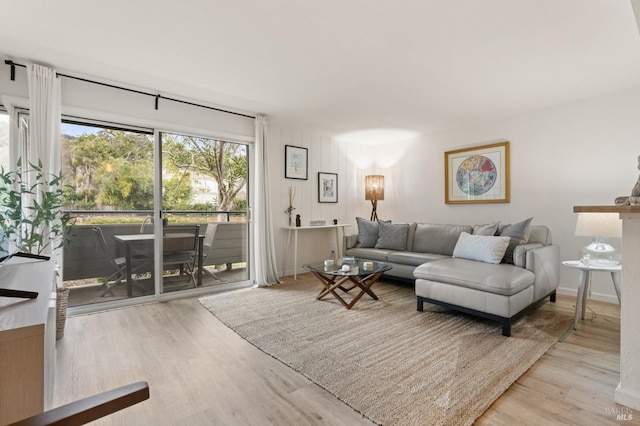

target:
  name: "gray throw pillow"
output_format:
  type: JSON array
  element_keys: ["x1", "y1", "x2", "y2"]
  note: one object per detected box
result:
[
  {"x1": 472, "y1": 222, "x2": 499, "y2": 236},
  {"x1": 498, "y1": 217, "x2": 533, "y2": 264},
  {"x1": 375, "y1": 222, "x2": 409, "y2": 250},
  {"x1": 356, "y1": 217, "x2": 379, "y2": 248}
]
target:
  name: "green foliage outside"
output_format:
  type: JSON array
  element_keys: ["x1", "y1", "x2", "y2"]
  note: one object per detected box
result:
[{"x1": 62, "y1": 129, "x2": 247, "y2": 223}]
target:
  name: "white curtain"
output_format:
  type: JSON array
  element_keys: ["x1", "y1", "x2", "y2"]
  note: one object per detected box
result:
[
  {"x1": 27, "y1": 62, "x2": 61, "y2": 176},
  {"x1": 253, "y1": 115, "x2": 280, "y2": 286},
  {"x1": 26, "y1": 62, "x2": 62, "y2": 255}
]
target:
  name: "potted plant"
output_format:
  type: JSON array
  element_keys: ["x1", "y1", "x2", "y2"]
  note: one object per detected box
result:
[
  {"x1": 0, "y1": 158, "x2": 74, "y2": 339},
  {"x1": 0, "y1": 158, "x2": 73, "y2": 255}
]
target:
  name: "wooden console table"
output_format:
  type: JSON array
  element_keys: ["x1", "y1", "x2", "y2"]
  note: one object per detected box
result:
[
  {"x1": 0, "y1": 255, "x2": 57, "y2": 425},
  {"x1": 283, "y1": 224, "x2": 351, "y2": 280}
]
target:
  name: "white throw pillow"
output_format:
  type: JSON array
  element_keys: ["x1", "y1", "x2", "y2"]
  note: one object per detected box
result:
[{"x1": 452, "y1": 232, "x2": 511, "y2": 264}]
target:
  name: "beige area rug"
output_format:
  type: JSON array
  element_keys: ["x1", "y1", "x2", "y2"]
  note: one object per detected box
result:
[{"x1": 199, "y1": 278, "x2": 572, "y2": 426}]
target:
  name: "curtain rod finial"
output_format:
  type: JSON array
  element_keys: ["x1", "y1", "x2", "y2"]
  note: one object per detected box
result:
[{"x1": 4, "y1": 60, "x2": 16, "y2": 81}]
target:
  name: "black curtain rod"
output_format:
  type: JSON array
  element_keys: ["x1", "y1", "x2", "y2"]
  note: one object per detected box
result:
[{"x1": 4, "y1": 60, "x2": 256, "y2": 119}]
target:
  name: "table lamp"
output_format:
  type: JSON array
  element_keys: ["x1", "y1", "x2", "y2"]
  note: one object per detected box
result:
[
  {"x1": 365, "y1": 175, "x2": 384, "y2": 221},
  {"x1": 574, "y1": 212, "x2": 622, "y2": 266}
]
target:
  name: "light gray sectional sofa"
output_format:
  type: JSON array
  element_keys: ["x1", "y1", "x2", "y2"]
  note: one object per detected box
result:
[{"x1": 344, "y1": 218, "x2": 560, "y2": 336}]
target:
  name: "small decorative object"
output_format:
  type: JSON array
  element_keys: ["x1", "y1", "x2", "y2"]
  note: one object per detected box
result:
[
  {"x1": 632, "y1": 154, "x2": 640, "y2": 197},
  {"x1": 342, "y1": 256, "x2": 355, "y2": 267},
  {"x1": 333, "y1": 219, "x2": 338, "y2": 225},
  {"x1": 295, "y1": 214, "x2": 301, "y2": 227},
  {"x1": 341, "y1": 264, "x2": 351, "y2": 272},
  {"x1": 363, "y1": 261, "x2": 374, "y2": 270},
  {"x1": 284, "y1": 186, "x2": 296, "y2": 226},
  {"x1": 365, "y1": 175, "x2": 385, "y2": 221},
  {"x1": 285, "y1": 145, "x2": 308, "y2": 180},
  {"x1": 445, "y1": 141, "x2": 510, "y2": 204},
  {"x1": 614, "y1": 155, "x2": 640, "y2": 205},
  {"x1": 309, "y1": 220, "x2": 326, "y2": 226},
  {"x1": 324, "y1": 259, "x2": 334, "y2": 267},
  {"x1": 318, "y1": 172, "x2": 338, "y2": 203}
]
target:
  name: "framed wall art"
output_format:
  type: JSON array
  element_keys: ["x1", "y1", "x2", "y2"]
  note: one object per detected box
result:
[
  {"x1": 444, "y1": 141, "x2": 510, "y2": 204},
  {"x1": 318, "y1": 172, "x2": 338, "y2": 203},
  {"x1": 284, "y1": 145, "x2": 308, "y2": 180}
]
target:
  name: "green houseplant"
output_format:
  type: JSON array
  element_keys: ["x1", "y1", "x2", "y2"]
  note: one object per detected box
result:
[
  {"x1": 0, "y1": 158, "x2": 74, "y2": 339},
  {"x1": 0, "y1": 158, "x2": 73, "y2": 255}
]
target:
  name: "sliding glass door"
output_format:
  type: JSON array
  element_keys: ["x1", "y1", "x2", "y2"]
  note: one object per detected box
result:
[
  {"x1": 158, "y1": 132, "x2": 249, "y2": 294},
  {"x1": 61, "y1": 121, "x2": 156, "y2": 305}
]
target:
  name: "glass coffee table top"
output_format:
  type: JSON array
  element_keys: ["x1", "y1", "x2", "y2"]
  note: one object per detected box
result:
[{"x1": 303, "y1": 259, "x2": 391, "y2": 277}]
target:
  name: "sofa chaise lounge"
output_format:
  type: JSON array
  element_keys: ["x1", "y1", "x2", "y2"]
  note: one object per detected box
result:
[{"x1": 344, "y1": 218, "x2": 560, "y2": 336}]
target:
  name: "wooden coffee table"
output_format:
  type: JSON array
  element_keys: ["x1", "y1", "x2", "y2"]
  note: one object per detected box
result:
[{"x1": 303, "y1": 260, "x2": 392, "y2": 309}]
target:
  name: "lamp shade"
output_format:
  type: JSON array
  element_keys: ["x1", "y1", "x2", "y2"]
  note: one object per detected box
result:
[
  {"x1": 365, "y1": 175, "x2": 384, "y2": 201},
  {"x1": 575, "y1": 213, "x2": 622, "y2": 238}
]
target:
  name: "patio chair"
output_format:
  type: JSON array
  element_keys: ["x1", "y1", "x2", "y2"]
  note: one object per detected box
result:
[
  {"x1": 92, "y1": 226, "x2": 149, "y2": 297},
  {"x1": 200, "y1": 223, "x2": 222, "y2": 281},
  {"x1": 162, "y1": 225, "x2": 200, "y2": 286}
]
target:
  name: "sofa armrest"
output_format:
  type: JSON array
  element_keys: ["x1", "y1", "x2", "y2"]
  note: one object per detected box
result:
[
  {"x1": 344, "y1": 234, "x2": 358, "y2": 252},
  {"x1": 513, "y1": 243, "x2": 543, "y2": 267},
  {"x1": 524, "y1": 244, "x2": 560, "y2": 301}
]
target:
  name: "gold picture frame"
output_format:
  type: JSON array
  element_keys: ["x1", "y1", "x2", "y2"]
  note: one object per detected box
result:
[{"x1": 444, "y1": 141, "x2": 510, "y2": 204}]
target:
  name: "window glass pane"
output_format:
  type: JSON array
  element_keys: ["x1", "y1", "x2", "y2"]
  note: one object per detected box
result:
[
  {"x1": 61, "y1": 121, "x2": 155, "y2": 306},
  {"x1": 0, "y1": 111, "x2": 9, "y2": 171},
  {"x1": 159, "y1": 132, "x2": 249, "y2": 294}
]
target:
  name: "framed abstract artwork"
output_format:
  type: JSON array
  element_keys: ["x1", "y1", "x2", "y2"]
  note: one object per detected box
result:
[
  {"x1": 285, "y1": 145, "x2": 308, "y2": 180},
  {"x1": 318, "y1": 172, "x2": 338, "y2": 203},
  {"x1": 444, "y1": 141, "x2": 510, "y2": 204}
]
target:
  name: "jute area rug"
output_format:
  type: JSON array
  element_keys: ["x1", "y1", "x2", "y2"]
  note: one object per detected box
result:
[{"x1": 199, "y1": 277, "x2": 572, "y2": 426}]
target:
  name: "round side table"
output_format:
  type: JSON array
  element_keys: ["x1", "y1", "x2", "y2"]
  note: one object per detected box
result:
[{"x1": 562, "y1": 260, "x2": 621, "y2": 329}]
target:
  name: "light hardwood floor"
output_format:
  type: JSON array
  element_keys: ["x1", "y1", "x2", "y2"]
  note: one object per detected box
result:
[{"x1": 54, "y1": 275, "x2": 640, "y2": 425}]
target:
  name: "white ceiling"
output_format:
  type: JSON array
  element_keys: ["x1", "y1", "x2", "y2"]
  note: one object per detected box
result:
[{"x1": 2, "y1": 0, "x2": 640, "y2": 137}]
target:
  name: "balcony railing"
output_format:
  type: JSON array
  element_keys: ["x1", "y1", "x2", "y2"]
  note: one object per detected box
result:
[{"x1": 62, "y1": 210, "x2": 248, "y2": 307}]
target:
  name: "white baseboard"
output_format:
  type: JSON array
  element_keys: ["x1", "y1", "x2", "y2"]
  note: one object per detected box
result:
[
  {"x1": 556, "y1": 286, "x2": 620, "y2": 305},
  {"x1": 616, "y1": 383, "x2": 640, "y2": 411}
]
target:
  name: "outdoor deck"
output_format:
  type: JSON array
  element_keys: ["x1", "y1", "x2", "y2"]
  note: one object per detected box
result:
[{"x1": 66, "y1": 265, "x2": 248, "y2": 307}]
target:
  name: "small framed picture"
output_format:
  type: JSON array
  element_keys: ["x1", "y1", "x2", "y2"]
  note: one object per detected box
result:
[
  {"x1": 285, "y1": 145, "x2": 308, "y2": 180},
  {"x1": 318, "y1": 172, "x2": 338, "y2": 203}
]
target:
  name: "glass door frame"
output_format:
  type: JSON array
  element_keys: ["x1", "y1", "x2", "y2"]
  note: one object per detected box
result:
[{"x1": 151, "y1": 129, "x2": 253, "y2": 298}]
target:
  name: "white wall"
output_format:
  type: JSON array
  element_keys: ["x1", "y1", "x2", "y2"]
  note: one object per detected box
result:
[{"x1": 269, "y1": 88, "x2": 640, "y2": 302}]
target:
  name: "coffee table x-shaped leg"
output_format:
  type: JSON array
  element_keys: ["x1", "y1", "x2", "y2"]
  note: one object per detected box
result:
[{"x1": 310, "y1": 271, "x2": 384, "y2": 309}]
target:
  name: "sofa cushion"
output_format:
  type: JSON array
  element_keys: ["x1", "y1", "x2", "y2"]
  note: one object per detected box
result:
[
  {"x1": 412, "y1": 223, "x2": 473, "y2": 256},
  {"x1": 452, "y1": 232, "x2": 510, "y2": 264},
  {"x1": 413, "y1": 258, "x2": 535, "y2": 296},
  {"x1": 344, "y1": 247, "x2": 393, "y2": 262},
  {"x1": 375, "y1": 222, "x2": 409, "y2": 250},
  {"x1": 498, "y1": 217, "x2": 533, "y2": 264},
  {"x1": 388, "y1": 251, "x2": 449, "y2": 266},
  {"x1": 355, "y1": 217, "x2": 385, "y2": 248},
  {"x1": 472, "y1": 222, "x2": 499, "y2": 236}
]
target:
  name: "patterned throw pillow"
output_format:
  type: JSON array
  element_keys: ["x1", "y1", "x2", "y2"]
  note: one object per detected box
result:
[
  {"x1": 497, "y1": 217, "x2": 533, "y2": 264},
  {"x1": 375, "y1": 222, "x2": 409, "y2": 250},
  {"x1": 452, "y1": 232, "x2": 510, "y2": 264}
]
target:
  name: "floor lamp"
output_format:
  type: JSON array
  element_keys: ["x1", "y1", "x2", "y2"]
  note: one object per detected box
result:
[{"x1": 365, "y1": 175, "x2": 384, "y2": 221}]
